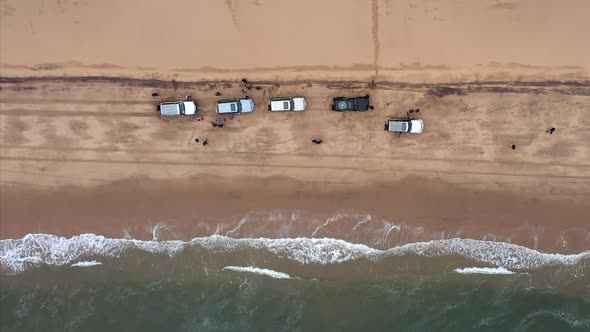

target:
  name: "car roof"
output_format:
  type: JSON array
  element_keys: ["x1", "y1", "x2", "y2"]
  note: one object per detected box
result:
[
  {"x1": 160, "y1": 102, "x2": 181, "y2": 116},
  {"x1": 270, "y1": 99, "x2": 291, "y2": 110},
  {"x1": 217, "y1": 100, "x2": 238, "y2": 113},
  {"x1": 332, "y1": 96, "x2": 369, "y2": 110},
  {"x1": 387, "y1": 119, "x2": 409, "y2": 132}
]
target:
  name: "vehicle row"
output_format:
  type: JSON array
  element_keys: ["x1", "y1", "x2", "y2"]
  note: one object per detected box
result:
[
  {"x1": 157, "y1": 95, "x2": 424, "y2": 134},
  {"x1": 157, "y1": 95, "x2": 373, "y2": 116}
]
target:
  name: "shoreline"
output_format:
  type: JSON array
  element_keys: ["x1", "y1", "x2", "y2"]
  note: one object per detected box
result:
[{"x1": 2, "y1": 175, "x2": 589, "y2": 253}]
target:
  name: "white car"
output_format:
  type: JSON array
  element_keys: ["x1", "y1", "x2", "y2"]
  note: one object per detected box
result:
[
  {"x1": 384, "y1": 118, "x2": 424, "y2": 134},
  {"x1": 217, "y1": 98, "x2": 255, "y2": 114},
  {"x1": 268, "y1": 97, "x2": 307, "y2": 112},
  {"x1": 158, "y1": 101, "x2": 197, "y2": 116}
]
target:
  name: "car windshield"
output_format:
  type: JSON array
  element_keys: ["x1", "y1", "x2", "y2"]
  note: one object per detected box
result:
[
  {"x1": 283, "y1": 101, "x2": 289, "y2": 109},
  {"x1": 179, "y1": 102, "x2": 185, "y2": 115},
  {"x1": 230, "y1": 103, "x2": 236, "y2": 112}
]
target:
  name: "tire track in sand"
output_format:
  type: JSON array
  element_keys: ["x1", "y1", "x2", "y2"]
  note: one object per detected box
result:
[
  {"x1": 371, "y1": 0, "x2": 380, "y2": 78},
  {"x1": 2, "y1": 156, "x2": 590, "y2": 181}
]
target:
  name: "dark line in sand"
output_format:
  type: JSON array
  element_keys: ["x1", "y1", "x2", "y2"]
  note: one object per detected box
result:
[
  {"x1": 2, "y1": 156, "x2": 589, "y2": 180},
  {"x1": 1, "y1": 76, "x2": 589, "y2": 96}
]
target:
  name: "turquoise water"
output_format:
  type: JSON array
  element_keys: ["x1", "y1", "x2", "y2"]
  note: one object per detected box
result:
[{"x1": 1, "y1": 235, "x2": 589, "y2": 331}]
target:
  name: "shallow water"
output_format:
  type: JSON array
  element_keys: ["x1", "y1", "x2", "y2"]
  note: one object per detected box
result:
[{"x1": 1, "y1": 234, "x2": 589, "y2": 331}]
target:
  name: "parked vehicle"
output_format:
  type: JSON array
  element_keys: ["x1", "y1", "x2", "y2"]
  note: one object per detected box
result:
[
  {"x1": 331, "y1": 95, "x2": 370, "y2": 112},
  {"x1": 384, "y1": 118, "x2": 424, "y2": 134},
  {"x1": 158, "y1": 101, "x2": 197, "y2": 116},
  {"x1": 268, "y1": 97, "x2": 307, "y2": 112},
  {"x1": 216, "y1": 98, "x2": 255, "y2": 114}
]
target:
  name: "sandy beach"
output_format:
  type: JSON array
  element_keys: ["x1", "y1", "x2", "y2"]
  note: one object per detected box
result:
[{"x1": 1, "y1": 0, "x2": 590, "y2": 253}]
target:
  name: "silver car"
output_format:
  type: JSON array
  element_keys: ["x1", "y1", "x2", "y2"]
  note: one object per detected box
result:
[
  {"x1": 216, "y1": 98, "x2": 255, "y2": 114},
  {"x1": 268, "y1": 97, "x2": 307, "y2": 112},
  {"x1": 384, "y1": 118, "x2": 424, "y2": 134},
  {"x1": 158, "y1": 101, "x2": 197, "y2": 116}
]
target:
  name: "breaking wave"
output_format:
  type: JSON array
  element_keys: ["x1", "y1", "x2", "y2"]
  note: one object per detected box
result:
[
  {"x1": 453, "y1": 267, "x2": 515, "y2": 275},
  {"x1": 1, "y1": 233, "x2": 589, "y2": 274},
  {"x1": 71, "y1": 260, "x2": 103, "y2": 268},
  {"x1": 222, "y1": 266, "x2": 292, "y2": 279}
]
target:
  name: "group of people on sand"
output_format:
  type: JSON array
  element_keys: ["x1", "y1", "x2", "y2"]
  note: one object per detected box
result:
[
  {"x1": 194, "y1": 136, "x2": 324, "y2": 147},
  {"x1": 511, "y1": 127, "x2": 557, "y2": 151},
  {"x1": 194, "y1": 137, "x2": 208, "y2": 146}
]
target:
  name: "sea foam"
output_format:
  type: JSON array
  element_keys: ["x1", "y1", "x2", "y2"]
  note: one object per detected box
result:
[
  {"x1": 1, "y1": 233, "x2": 588, "y2": 274},
  {"x1": 222, "y1": 266, "x2": 292, "y2": 279}
]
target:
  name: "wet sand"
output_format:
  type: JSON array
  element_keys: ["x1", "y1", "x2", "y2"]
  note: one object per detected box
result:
[{"x1": 2, "y1": 174, "x2": 590, "y2": 253}]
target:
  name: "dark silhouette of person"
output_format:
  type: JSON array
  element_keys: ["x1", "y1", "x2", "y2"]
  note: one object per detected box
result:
[
  {"x1": 511, "y1": 144, "x2": 516, "y2": 150},
  {"x1": 195, "y1": 138, "x2": 199, "y2": 143},
  {"x1": 215, "y1": 92, "x2": 222, "y2": 96},
  {"x1": 212, "y1": 122, "x2": 218, "y2": 127},
  {"x1": 203, "y1": 139, "x2": 208, "y2": 146},
  {"x1": 151, "y1": 92, "x2": 159, "y2": 98}
]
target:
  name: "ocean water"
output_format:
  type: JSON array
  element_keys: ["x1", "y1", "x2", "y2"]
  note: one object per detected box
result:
[{"x1": 1, "y1": 233, "x2": 589, "y2": 332}]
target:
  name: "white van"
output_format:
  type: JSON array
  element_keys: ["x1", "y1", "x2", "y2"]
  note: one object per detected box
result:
[
  {"x1": 384, "y1": 118, "x2": 424, "y2": 134},
  {"x1": 216, "y1": 98, "x2": 255, "y2": 114},
  {"x1": 158, "y1": 101, "x2": 197, "y2": 116},
  {"x1": 268, "y1": 97, "x2": 307, "y2": 112}
]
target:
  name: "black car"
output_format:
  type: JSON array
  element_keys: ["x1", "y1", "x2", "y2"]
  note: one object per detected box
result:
[{"x1": 331, "y1": 95, "x2": 370, "y2": 112}]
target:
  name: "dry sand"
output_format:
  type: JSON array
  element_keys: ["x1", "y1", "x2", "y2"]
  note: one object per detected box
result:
[
  {"x1": 1, "y1": 0, "x2": 589, "y2": 252},
  {"x1": 2, "y1": 0, "x2": 589, "y2": 82}
]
